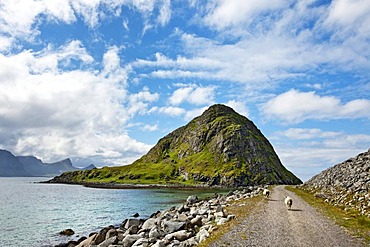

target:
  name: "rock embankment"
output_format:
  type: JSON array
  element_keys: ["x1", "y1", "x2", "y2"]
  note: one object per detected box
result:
[
  {"x1": 55, "y1": 186, "x2": 263, "y2": 247},
  {"x1": 303, "y1": 149, "x2": 370, "y2": 217}
]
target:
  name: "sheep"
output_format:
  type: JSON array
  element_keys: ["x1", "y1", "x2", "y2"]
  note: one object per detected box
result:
[
  {"x1": 285, "y1": 196, "x2": 293, "y2": 210},
  {"x1": 263, "y1": 188, "x2": 270, "y2": 198}
]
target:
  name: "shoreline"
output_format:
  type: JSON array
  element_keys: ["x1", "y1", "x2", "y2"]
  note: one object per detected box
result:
[
  {"x1": 54, "y1": 185, "x2": 264, "y2": 247},
  {"x1": 41, "y1": 180, "x2": 237, "y2": 190}
]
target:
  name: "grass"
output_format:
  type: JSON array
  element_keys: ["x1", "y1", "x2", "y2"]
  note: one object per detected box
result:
[
  {"x1": 198, "y1": 194, "x2": 265, "y2": 247},
  {"x1": 287, "y1": 186, "x2": 370, "y2": 245}
]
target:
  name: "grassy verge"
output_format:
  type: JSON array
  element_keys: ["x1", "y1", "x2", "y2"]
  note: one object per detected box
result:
[
  {"x1": 287, "y1": 186, "x2": 370, "y2": 244},
  {"x1": 198, "y1": 194, "x2": 265, "y2": 247}
]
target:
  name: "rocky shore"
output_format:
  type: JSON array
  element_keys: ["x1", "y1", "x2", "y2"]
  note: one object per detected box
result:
[
  {"x1": 302, "y1": 149, "x2": 370, "y2": 217},
  {"x1": 55, "y1": 186, "x2": 263, "y2": 247}
]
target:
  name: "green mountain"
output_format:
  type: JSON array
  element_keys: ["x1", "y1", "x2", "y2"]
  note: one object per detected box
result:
[{"x1": 49, "y1": 104, "x2": 302, "y2": 186}]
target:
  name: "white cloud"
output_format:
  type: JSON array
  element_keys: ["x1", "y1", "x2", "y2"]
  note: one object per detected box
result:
[
  {"x1": 225, "y1": 100, "x2": 249, "y2": 117},
  {"x1": 278, "y1": 128, "x2": 339, "y2": 140},
  {"x1": 0, "y1": 41, "x2": 153, "y2": 164},
  {"x1": 0, "y1": 0, "x2": 44, "y2": 41},
  {"x1": 43, "y1": 0, "x2": 76, "y2": 24},
  {"x1": 261, "y1": 89, "x2": 370, "y2": 123},
  {"x1": 0, "y1": 36, "x2": 13, "y2": 52},
  {"x1": 203, "y1": 0, "x2": 289, "y2": 30},
  {"x1": 130, "y1": 1, "x2": 370, "y2": 88},
  {"x1": 149, "y1": 106, "x2": 185, "y2": 116},
  {"x1": 169, "y1": 84, "x2": 215, "y2": 106},
  {"x1": 0, "y1": 0, "x2": 173, "y2": 50},
  {"x1": 142, "y1": 124, "x2": 159, "y2": 132},
  {"x1": 157, "y1": 0, "x2": 171, "y2": 26},
  {"x1": 184, "y1": 107, "x2": 208, "y2": 121},
  {"x1": 325, "y1": 0, "x2": 370, "y2": 35},
  {"x1": 128, "y1": 87, "x2": 160, "y2": 115}
]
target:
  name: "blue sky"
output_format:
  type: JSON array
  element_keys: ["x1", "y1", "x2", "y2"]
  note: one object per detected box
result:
[{"x1": 0, "y1": 0, "x2": 369, "y2": 181}]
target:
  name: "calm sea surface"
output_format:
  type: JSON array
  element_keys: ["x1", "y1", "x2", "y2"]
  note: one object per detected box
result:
[{"x1": 0, "y1": 177, "x2": 225, "y2": 246}]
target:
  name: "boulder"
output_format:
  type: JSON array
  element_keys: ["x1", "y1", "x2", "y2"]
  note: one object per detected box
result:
[
  {"x1": 97, "y1": 236, "x2": 118, "y2": 247},
  {"x1": 59, "y1": 228, "x2": 74, "y2": 236},
  {"x1": 162, "y1": 220, "x2": 185, "y2": 234},
  {"x1": 76, "y1": 233, "x2": 97, "y2": 247},
  {"x1": 105, "y1": 228, "x2": 117, "y2": 240},
  {"x1": 141, "y1": 218, "x2": 158, "y2": 230},
  {"x1": 122, "y1": 234, "x2": 141, "y2": 247},
  {"x1": 121, "y1": 218, "x2": 145, "y2": 230},
  {"x1": 149, "y1": 226, "x2": 163, "y2": 239},
  {"x1": 132, "y1": 237, "x2": 150, "y2": 247},
  {"x1": 195, "y1": 228, "x2": 209, "y2": 243},
  {"x1": 91, "y1": 227, "x2": 111, "y2": 245},
  {"x1": 190, "y1": 216, "x2": 203, "y2": 227},
  {"x1": 168, "y1": 230, "x2": 192, "y2": 241},
  {"x1": 186, "y1": 195, "x2": 198, "y2": 205}
]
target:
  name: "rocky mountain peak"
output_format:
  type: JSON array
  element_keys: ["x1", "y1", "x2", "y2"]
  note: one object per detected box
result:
[
  {"x1": 137, "y1": 104, "x2": 302, "y2": 186},
  {"x1": 49, "y1": 104, "x2": 302, "y2": 187}
]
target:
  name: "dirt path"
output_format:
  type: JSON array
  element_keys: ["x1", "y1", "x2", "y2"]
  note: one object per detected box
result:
[{"x1": 209, "y1": 185, "x2": 366, "y2": 247}]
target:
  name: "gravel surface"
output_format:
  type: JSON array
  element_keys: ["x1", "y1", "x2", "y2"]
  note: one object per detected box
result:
[{"x1": 209, "y1": 185, "x2": 366, "y2": 247}]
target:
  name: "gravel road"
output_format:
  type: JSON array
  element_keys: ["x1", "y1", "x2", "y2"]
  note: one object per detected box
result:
[{"x1": 209, "y1": 185, "x2": 366, "y2": 247}]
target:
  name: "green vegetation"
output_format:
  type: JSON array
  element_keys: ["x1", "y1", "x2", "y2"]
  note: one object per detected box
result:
[
  {"x1": 287, "y1": 186, "x2": 370, "y2": 244},
  {"x1": 51, "y1": 104, "x2": 302, "y2": 186}
]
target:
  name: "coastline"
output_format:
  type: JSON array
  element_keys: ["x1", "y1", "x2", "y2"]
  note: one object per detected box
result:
[
  {"x1": 54, "y1": 185, "x2": 263, "y2": 247},
  {"x1": 41, "y1": 180, "x2": 235, "y2": 190}
]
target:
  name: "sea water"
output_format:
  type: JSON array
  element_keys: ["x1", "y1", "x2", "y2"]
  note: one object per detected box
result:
[{"x1": 0, "y1": 177, "x2": 224, "y2": 246}]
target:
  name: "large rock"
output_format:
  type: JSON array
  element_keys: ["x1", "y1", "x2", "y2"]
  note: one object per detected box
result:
[
  {"x1": 161, "y1": 220, "x2": 185, "y2": 234},
  {"x1": 122, "y1": 234, "x2": 141, "y2": 247}
]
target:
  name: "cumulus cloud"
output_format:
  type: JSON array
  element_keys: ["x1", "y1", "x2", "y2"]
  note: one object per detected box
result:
[
  {"x1": 149, "y1": 106, "x2": 185, "y2": 116},
  {"x1": 169, "y1": 84, "x2": 215, "y2": 106},
  {"x1": 225, "y1": 100, "x2": 249, "y2": 117},
  {"x1": 0, "y1": 41, "x2": 153, "y2": 164},
  {"x1": 325, "y1": 0, "x2": 370, "y2": 35},
  {"x1": 203, "y1": 0, "x2": 289, "y2": 30},
  {"x1": 128, "y1": 87, "x2": 160, "y2": 115},
  {"x1": 261, "y1": 89, "x2": 370, "y2": 123},
  {"x1": 184, "y1": 107, "x2": 208, "y2": 121}
]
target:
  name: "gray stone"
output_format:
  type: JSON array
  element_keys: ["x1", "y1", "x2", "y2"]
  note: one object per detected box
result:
[
  {"x1": 122, "y1": 219, "x2": 145, "y2": 230},
  {"x1": 142, "y1": 218, "x2": 158, "y2": 230},
  {"x1": 132, "y1": 237, "x2": 150, "y2": 247},
  {"x1": 186, "y1": 195, "x2": 198, "y2": 205},
  {"x1": 162, "y1": 220, "x2": 185, "y2": 234},
  {"x1": 98, "y1": 236, "x2": 118, "y2": 247},
  {"x1": 76, "y1": 234, "x2": 97, "y2": 247},
  {"x1": 122, "y1": 234, "x2": 141, "y2": 247},
  {"x1": 169, "y1": 230, "x2": 192, "y2": 241}
]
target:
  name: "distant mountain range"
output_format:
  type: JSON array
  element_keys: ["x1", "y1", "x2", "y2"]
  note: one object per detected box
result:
[{"x1": 0, "y1": 149, "x2": 96, "y2": 177}]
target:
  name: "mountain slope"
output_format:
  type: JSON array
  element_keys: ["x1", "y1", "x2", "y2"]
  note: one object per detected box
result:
[
  {"x1": 50, "y1": 104, "x2": 302, "y2": 186},
  {"x1": 0, "y1": 150, "x2": 30, "y2": 177}
]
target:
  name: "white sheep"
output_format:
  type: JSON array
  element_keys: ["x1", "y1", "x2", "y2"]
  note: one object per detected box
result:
[
  {"x1": 263, "y1": 189, "x2": 270, "y2": 198},
  {"x1": 285, "y1": 196, "x2": 293, "y2": 210}
]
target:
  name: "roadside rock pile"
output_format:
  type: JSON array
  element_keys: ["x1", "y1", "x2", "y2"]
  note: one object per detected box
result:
[
  {"x1": 56, "y1": 186, "x2": 263, "y2": 247},
  {"x1": 302, "y1": 149, "x2": 370, "y2": 217}
]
